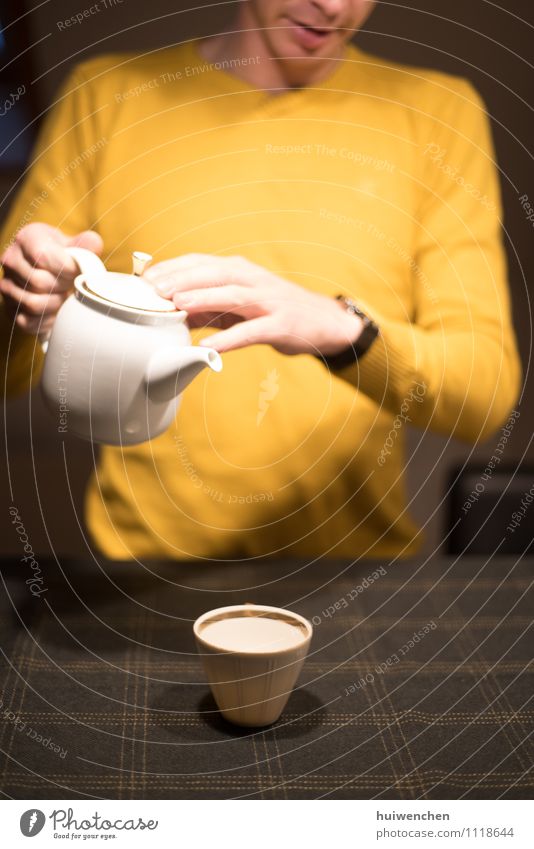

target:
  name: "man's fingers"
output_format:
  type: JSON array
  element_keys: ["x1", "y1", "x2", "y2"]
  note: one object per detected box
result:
[
  {"x1": 15, "y1": 311, "x2": 56, "y2": 335},
  {"x1": 2, "y1": 246, "x2": 76, "y2": 294},
  {"x1": 144, "y1": 253, "x2": 215, "y2": 282},
  {"x1": 68, "y1": 229, "x2": 104, "y2": 255},
  {"x1": 172, "y1": 285, "x2": 261, "y2": 318},
  {"x1": 152, "y1": 262, "x2": 244, "y2": 295},
  {"x1": 2, "y1": 225, "x2": 103, "y2": 285},
  {"x1": 0, "y1": 276, "x2": 66, "y2": 316},
  {"x1": 20, "y1": 235, "x2": 79, "y2": 277},
  {"x1": 186, "y1": 312, "x2": 243, "y2": 330},
  {"x1": 147, "y1": 256, "x2": 258, "y2": 295},
  {"x1": 199, "y1": 316, "x2": 275, "y2": 352},
  {"x1": 17, "y1": 227, "x2": 102, "y2": 281},
  {"x1": 0, "y1": 224, "x2": 103, "y2": 338},
  {"x1": 2, "y1": 257, "x2": 70, "y2": 295},
  {"x1": 19, "y1": 228, "x2": 82, "y2": 277}
]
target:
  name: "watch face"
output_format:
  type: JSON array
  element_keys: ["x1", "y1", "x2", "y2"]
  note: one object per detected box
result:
[{"x1": 337, "y1": 295, "x2": 367, "y2": 321}]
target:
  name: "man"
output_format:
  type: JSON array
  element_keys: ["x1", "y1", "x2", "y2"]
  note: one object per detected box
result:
[{"x1": 0, "y1": 1, "x2": 521, "y2": 560}]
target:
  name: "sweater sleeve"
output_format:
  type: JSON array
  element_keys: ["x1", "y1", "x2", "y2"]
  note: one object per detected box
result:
[
  {"x1": 338, "y1": 77, "x2": 522, "y2": 442},
  {"x1": 0, "y1": 63, "x2": 104, "y2": 398}
]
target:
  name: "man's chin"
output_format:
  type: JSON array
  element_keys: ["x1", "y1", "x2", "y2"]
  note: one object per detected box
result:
[{"x1": 269, "y1": 30, "x2": 347, "y2": 79}]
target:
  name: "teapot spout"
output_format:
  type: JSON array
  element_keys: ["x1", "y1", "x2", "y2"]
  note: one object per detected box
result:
[{"x1": 145, "y1": 345, "x2": 222, "y2": 403}]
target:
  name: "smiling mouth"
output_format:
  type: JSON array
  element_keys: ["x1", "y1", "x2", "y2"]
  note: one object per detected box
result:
[{"x1": 293, "y1": 19, "x2": 333, "y2": 37}]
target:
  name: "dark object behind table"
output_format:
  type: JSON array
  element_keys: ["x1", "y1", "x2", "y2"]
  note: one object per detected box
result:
[{"x1": 446, "y1": 466, "x2": 534, "y2": 555}]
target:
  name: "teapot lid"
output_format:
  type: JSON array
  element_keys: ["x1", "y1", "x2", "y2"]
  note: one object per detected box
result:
[{"x1": 85, "y1": 272, "x2": 177, "y2": 313}]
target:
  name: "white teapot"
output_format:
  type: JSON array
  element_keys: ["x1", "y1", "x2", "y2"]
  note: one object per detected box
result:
[{"x1": 40, "y1": 247, "x2": 222, "y2": 445}]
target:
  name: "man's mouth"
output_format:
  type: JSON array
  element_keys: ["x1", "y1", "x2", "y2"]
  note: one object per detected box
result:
[{"x1": 286, "y1": 17, "x2": 336, "y2": 50}]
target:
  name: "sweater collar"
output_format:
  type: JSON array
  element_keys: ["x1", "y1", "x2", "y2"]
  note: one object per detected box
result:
[{"x1": 184, "y1": 38, "x2": 363, "y2": 101}]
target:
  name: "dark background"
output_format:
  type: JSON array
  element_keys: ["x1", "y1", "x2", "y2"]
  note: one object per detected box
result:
[{"x1": 1, "y1": 0, "x2": 533, "y2": 557}]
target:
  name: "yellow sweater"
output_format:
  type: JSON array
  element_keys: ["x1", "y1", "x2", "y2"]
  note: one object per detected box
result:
[{"x1": 0, "y1": 40, "x2": 521, "y2": 560}]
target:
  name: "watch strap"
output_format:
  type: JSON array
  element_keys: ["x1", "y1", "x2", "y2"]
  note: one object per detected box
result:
[{"x1": 318, "y1": 296, "x2": 379, "y2": 371}]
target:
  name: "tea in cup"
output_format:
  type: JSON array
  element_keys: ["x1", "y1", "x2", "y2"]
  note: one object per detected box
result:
[{"x1": 194, "y1": 603, "x2": 313, "y2": 727}]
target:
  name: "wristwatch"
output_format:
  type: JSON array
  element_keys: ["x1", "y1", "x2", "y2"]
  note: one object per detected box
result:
[{"x1": 317, "y1": 295, "x2": 380, "y2": 371}]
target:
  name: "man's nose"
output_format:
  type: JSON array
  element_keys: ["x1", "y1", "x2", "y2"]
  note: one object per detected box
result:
[{"x1": 311, "y1": 0, "x2": 347, "y2": 19}]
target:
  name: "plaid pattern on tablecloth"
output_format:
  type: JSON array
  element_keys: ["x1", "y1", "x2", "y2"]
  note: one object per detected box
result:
[{"x1": 0, "y1": 555, "x2": 532, "y2": 799}]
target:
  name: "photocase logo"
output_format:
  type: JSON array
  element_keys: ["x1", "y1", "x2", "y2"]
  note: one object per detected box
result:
[
  {"x1": 257, "y1": 369, "x2": 279, "y2": 425},
  {"x1": 20, "y1": 809, "x2": 46, "y2": 837}
]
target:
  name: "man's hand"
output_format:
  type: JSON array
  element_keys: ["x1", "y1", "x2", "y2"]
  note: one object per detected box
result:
[
  {"x1": 145, "y1": 253, "x2": 363, "y2": 355},
  {"x1": 0, "y1": 222, "x2": 103, "y2": 335}
]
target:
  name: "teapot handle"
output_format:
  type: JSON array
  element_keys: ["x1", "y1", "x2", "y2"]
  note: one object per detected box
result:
[
  {"x1": 64, "y1": 245, "x2": 107, "y2": 278},
  {"x1": 39, "y1": 246, "x2": 107, "y2": 353}
]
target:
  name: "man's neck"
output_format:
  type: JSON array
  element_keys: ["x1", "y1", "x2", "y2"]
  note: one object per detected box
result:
[{"x1": 197, "y1": 10, "x2": 346, "y2": 91}]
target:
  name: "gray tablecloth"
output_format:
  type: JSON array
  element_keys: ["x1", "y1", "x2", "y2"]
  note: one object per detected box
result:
[{"x1": 0, "y1": 554, "x2": 532, "y2": 799}]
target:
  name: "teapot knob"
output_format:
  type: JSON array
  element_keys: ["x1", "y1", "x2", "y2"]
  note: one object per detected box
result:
[{"x1": 132, "y1": 251, "x2": 153, "y2": 276}]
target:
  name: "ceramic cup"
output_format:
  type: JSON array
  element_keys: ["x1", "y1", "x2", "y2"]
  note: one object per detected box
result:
[{"x1": 193, "y1": 603, "x2": 313, "y2": 727}]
